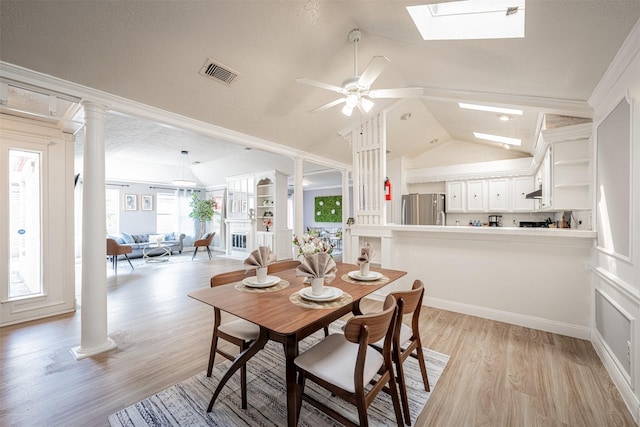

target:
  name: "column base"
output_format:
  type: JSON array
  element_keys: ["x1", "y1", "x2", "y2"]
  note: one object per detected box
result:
[{"x1": 70, "y1": 337, "x2": 117, "y2": 360}]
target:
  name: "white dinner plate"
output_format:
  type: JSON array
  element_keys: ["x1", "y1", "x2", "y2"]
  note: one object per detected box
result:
[
  {"x1": 242, "y1": 275, "x2": 280, "y2": 288},
  {"x1": 299, "y1": 286, "x2": 343, "y2": 302},
  {"x1": 348, "y1": 271, "x2": 383, "y2": 281}
]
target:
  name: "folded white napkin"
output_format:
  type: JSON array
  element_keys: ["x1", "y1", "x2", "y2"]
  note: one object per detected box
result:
[
  {"x1": 296, "y1": 252, "x2": 337, "y2": 283},
  {"x1": 357, "y1": 242, "x2": 375, "y2": 266},
  {"x1": 244, "y1": 246, "x2": 277, "y2": 271}
]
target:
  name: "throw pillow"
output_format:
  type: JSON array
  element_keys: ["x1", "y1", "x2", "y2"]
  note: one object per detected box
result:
[
  {"x1": 164, "y1": 232, "x2": 175, "y2": 241},
  {"x1": 121, "y1": 232, "x2": 135, "y2": 244},
  {"x1": 149, "y1": 234, "x2": 164, "y2": 244}
]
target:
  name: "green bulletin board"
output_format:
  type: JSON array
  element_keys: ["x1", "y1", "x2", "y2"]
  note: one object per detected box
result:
[{"x1": 315, "y1": 196, "x2": 342, "y2": 223}]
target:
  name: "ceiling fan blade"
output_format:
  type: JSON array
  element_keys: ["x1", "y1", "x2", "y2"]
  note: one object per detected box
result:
[
  {"x1": 358, "y1": 56, "x2": 390, "y2": 88},
  {"x1": 368, "y1": 87, "x2": 424, "y2": 98},
  {"x1": 296, "y1": 78, "x2": 345, "y2": 94},
  {"x1": 309, "y1": 98, "x2": 346, "y2": 113}
]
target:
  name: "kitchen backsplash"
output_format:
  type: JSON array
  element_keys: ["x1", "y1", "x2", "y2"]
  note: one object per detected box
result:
[{"x1": 445, "y1": 210, "x2": 592, "y2": 230}]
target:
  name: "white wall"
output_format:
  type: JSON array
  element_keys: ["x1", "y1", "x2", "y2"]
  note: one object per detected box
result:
[
  {"x1": 303, "y1": 187, "x2": 352, "y2": 231},
  {"x1": 409, "y1": 139, "x2": 527, "y2": 169},
  {"x1": 588, "y1": 18, "x2": 640, "y2": 422}
]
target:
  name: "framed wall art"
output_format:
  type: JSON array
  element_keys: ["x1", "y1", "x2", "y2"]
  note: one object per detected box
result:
[
  {"x1": 124, "y1": 194, "x2": 137, "y2": 211},
  {"x1": 314, "y1": 195, "x2": 342, "y2": 223},
  {"x1": 141, "y1": 194, "x2": 153, "y2": 211}
]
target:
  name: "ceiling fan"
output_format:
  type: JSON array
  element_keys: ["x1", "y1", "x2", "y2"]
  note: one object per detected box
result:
[{"x1": 297, "y1": 28, "x2": 424, "y2": 117}]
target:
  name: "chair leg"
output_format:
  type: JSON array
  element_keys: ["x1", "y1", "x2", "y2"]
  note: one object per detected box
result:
[
  {"x1": 414, "y1": 342, "x2": 430, "y2": 392},
  {"x1": 114, "y1": 256, "x2": 118, "y2": 275},
  {"x1": 323, "y1": 326, "x2": 329, "y2": 337},
  {"x1": 296, "y1": 371, "x2": 306, "y2": 424},
  {"x1": 124, "y1": 254, "x2": 134, "y2": 270},
  {"x1": 192, "y1": 247, "x2": 199, "y2": 260},
  {"x1": 387, "y1": 364, "x2": 405, "y2": 427},
  {"x1": 395, "y1": 353, "x2": 412, "y2": 425},
  {"x1": 206, "y1": 246, "x2": 212, "y2": 260},
  {"x1": 207, "y1": 330, "x2": 220, "y2": 377},
  {"x1": 240, "y1": 341, "x2": 249, "y2": 409}
]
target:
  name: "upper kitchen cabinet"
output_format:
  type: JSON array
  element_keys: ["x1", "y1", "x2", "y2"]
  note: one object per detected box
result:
[
  {"x1": 466, "y1": 180, "x2": 487, "y2": 212},
  {"x1": 512, "y1": 176, "x2": 535, "y2": 211},
  {"x1": 537, "y1": 123, "x2": 592, "y2": 211},
  {"x1": 487, "y1": 178, "x2": 509, "y2": 211},
  {"x1": 445, "y1": 181, "x2": 465, "y2": 212}
]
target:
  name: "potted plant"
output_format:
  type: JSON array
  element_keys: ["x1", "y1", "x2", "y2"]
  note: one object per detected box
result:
[{"x1": 189, "y1": 194, "x2": 218, "y2": 238}]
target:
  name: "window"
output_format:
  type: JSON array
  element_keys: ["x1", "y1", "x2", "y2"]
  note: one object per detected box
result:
[
  {"x1": 9, "y1": 149, "x2": 42, "y2": 299},
  {"x1": 407, "y1": 0, "x2": 525, "y2": 41},
  {"x1": 105, "y1": 188, "x2": 120, "y2": 235},
  {"x1": 157, "y1": 192, "x2": 177, "y2": 234}
]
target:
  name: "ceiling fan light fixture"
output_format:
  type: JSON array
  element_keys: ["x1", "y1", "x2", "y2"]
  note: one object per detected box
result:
[
  {"x1": 341, "y1": 104, "x2": 354, "y2": 117},
  {"x1": 172, "y1": 150, "x2": 197, "y2": 187},
  {"x1": 361, "y1": 98, "x2": 374, "y2": 113},
  {"x1": 345, "y1": 93, "x2": 360, "y2": 108}
]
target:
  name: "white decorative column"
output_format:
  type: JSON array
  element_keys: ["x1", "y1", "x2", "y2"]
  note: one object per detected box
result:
[
  {"x1": 294, "y1": 156, "x2": 304, "y2": 238},
  {"x1": 71, "y1": 101, "x2": 117, "y2": 360},
  {"x1": 341, "y1": 168, "x2": 353, "y2": 262}
]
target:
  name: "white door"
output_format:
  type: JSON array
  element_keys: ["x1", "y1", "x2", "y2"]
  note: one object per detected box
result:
[{"x1": 0, "y1": 117, "x2": 75, "y2": 326}]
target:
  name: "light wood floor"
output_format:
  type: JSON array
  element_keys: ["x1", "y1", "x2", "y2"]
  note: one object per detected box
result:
[{"x1": 0, "y1": 254, "x2": 635, "y2": 426}]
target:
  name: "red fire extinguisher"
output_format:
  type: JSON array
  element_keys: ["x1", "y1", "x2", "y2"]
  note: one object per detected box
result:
[{"x1": 384, "y1": 177, "x2": 391, "y2": 201}]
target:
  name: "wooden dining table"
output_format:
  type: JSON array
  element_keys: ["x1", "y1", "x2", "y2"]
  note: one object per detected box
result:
[{"x1": 188, "y1": 262, "x2": 407, "y2": 427}]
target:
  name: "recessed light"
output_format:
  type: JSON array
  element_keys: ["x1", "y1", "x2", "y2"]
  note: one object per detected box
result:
[
  {"x1": 503, "y1": 144, "x2": 510, "y2": 149},
  {"x1": 499, "y1": 114, "x2": 511, "y2": 121},
  {"x1": 244, "y1": 147, "x2": 252, "y2": 150},
  {"x1": 459, "y1": 102, "x2": 523, "y2": 115},
  {"x1": 473, "y1": 132, "x2": 521, "y2": 146},
  {"x1": 400, "y1": 112, "x2": 412, "y2": 121},
  {"x1": 429, "y1": 139, "x2": 439, "y2": 145}
]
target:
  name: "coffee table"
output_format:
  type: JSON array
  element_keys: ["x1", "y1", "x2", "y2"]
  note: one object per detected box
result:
[{"x1": 142, "y1": 244, "x2": 171, "y2": 262}]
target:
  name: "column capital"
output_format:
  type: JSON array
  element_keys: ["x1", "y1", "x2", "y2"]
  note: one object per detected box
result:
[{"x1": 80, "y1": 100, "x2": 108, "y2": 116}]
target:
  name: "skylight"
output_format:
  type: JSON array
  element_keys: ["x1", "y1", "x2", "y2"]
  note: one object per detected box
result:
[
  {"x1": 474, "y1": 132, "x2": 521, "y2": 146},
  {"x1": 459, "y1": 102, "x2": 523, "y2": 115},
  {"x1": 407, "y1": 0, "x2": 525, "y2": 41}
]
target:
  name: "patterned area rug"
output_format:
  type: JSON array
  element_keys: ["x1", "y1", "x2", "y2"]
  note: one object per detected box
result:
[{"x1": 109, "y1": 325, "x2": 449, "y2": 426}]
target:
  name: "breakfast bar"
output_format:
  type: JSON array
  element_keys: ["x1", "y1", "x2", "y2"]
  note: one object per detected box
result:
[{"x1": 346, "y1": 224, "x2": 596, "y2": 340}]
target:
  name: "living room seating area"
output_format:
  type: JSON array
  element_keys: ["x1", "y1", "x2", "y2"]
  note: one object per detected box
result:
[{"x1": 107, "y1": 232, "x2": 186, "y2": 259}]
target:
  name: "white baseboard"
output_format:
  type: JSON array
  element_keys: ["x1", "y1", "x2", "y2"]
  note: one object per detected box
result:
[
  {"x1": 363, "y1": 293, "x2": 592, "y2": 340},
  {"x1": 425, "y1": 296, "x2": 591, "y2": 339},
  {"x1": 591, "y1": 330, "x2": 640, "y2": 425}
]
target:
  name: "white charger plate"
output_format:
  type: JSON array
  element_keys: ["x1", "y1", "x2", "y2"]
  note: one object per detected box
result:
[
  {"x1": 348, "y1": 271, "x2": 383, "y2": 281},
  {"x1": 299, "y1": 286, "x2": 343, "y2": 302},
  {"x1": 242, "y1": 275, "x2": 280, "y2": 288}
]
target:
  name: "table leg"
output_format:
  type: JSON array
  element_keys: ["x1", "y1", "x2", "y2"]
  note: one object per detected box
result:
[
  {"x1": 207, "y1": 327, "x2": 268, "y2": 412},
  {"x1": 283, "y1": 334, "x2": 299, "y2": 427}
]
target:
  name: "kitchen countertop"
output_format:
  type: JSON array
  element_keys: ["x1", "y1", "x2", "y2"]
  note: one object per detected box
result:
[{"x1": 349, "y1": 224, "x2": 597, "y2": 241}]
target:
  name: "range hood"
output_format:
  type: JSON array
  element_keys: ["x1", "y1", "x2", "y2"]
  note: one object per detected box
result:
[{"x1": 525, "y1": 188, "x2": 542, "y2": 199}]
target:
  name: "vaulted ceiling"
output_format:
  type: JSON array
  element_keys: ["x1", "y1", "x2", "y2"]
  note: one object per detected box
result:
[{"x1": 1, "y1": 1, "x2": 639, "y2": 188}]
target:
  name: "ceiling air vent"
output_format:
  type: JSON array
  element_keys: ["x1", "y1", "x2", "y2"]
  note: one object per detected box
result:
[{"x1": 199, "y1": 58, "x2": 240, "y2": 86}]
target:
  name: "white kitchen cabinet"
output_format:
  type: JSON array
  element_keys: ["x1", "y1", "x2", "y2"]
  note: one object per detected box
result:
[
  {"x1": 512, "y1": 176, "x2": 535, "y2": 211},
  {"x1": 487, "y1": 178, "x2": 508, "y2": 211},
  {"x1": 466, "y1": 180, "x2": 487, "y2": 212},
  {"x1": 535, "y1": 123, "x2": 591, "y2": 211},
  {"x1": 445, "y1": 181, "x2": 465, "y2": 212}
]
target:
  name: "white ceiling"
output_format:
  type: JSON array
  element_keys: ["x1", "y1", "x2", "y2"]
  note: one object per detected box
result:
[{"x1": 1, "y1": 1, "x2": 639, "y2": 188}]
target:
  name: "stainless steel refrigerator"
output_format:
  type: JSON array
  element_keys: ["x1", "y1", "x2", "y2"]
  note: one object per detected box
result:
[{"x1": 401, "y1": 193, "x2": 446, "y2": 225}]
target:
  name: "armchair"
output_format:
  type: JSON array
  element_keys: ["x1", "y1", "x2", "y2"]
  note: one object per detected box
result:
[
  {"x1": 106, "y1": 238, "x2": 134, "y2": 274},
  {"x1": 192, "y1": 232, "x2": 215, "y2": 260}
]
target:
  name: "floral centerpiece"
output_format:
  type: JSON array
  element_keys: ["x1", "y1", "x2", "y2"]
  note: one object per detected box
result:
[
  {"x1": 263, "y1": 218, "x2": 272, "y2": 232},
  {"x1": 293, "y1": 233, "x2": 335, "y2": 258}
]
